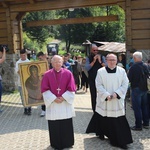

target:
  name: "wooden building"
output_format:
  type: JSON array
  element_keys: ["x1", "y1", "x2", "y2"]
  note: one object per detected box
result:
[{"x1": 0, "y1": 0, "x2": 149, "y2": 91}]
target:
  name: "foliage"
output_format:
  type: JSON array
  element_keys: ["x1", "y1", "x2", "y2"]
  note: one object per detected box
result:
[
  {"x1": 23, "y1": 32, "x2": 53, "y2": 53},
  {"x1": 58, "y1": 42, "x2": 85, "y2": 57},
  {"x1": 56, "y1": 8, "x2": 95, "y2": 52},
  {"x1": 58, "y1": 50, "x2": 66, "y2": 56},
  {"x1": 90, "y1": 6, "x2": 125, "y2": 43},
  {"x1": 22, "y1": 6, "x2": 125, "y2": 54},
  {"x1": 23, "y1": 33, "x2": 39, "y2": 51},
  {"x1": 22, "y1": 11, "x2": 54, "y2": 48}
]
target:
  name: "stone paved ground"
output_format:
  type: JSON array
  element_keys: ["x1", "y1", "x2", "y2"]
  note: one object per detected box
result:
[{"x1": 0, "y1": 91, "x2": 150, "y2": 150}]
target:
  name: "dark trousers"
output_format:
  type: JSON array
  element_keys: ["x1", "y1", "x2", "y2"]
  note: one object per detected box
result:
[
  {"x1": 77, "y1": 73, "x2": 81, "y2": 89},
  {"x1": 41, "y1": 105, "x2": 46, "y2": 111},
  {"x1": 81, "y1": 72, "x2": 88, "y2": 88},
  {"x1": 147, "y1": 93, "x2": 150, "y2": 118},
  {"x1": 89, "y1": 80, "x2": 97, "y2": 112},
  {"x1": 131, "y1": 87, "x2": 149, "y2": 128}
]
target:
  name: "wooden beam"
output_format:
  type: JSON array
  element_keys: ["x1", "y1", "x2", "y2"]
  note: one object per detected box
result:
[
  {"x1": 0, "y1": 7, "x2": 5, "y2": 13},
  {"x1": 28, "y1": 0, "x2": 35, "y2": 4},
  {"x1": 132, "y1": 9, "x2": 150, "y2": 19},
  {"x1": 0, "y1": 21, "x2": 7, "y2": 29},
  {"x1": 0, "y1": 28, "x2": 7, "y2": 37},
  {"x1": 125, "y1": 0, "x2": 132, "y2": 49},
  {"x1": 19, "y1": 21, "x2": 23, "y2": 49},
  {"x1": 5, "y1": 8, "x2": 14, "y2": 53},
  {"x1": 133, "y1": 39, "x2": 150, "y2": 50},
  {"x1": 132, "y1": 30, "x2": 150, "y2": 39},
  {"x1": 117, "y1": 2, "x2": 125, "y2": 10},
  {"x1": 0, "y1": 13, "x2": 6, "y2": 21},
  {"x1": 131, "y1": 0, "x2": 150, "y2": 9},
  {"x1": 10, "y1": 0, "x2": 125, "y2": 12},
  {"x1": 0, "y1": 37, "x2": 8, "y2": 44},
  {"x1": 16, "y1": 12, "x2": 26, "y2": 21},
  {"x1": 26, "y1": 15, "x2": 118, "y2": 27},
  {"x1": 1, "y1": 2, "x2": 8, "y2": 8},
  {"x1": 132, "y1": 20, "x2": 150, "y2": 30}
]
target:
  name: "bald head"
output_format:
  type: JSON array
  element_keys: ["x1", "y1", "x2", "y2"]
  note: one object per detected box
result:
[
  {"x1": 51, "y1": 55, "x2": 63, "y2": 63},
  {"x1": 106, "y1": 53, "x2": 117, "y2": 69},
  {"x1": 51, "y1": 55, "x2": 63, "y2": 71},
  {"x1": 106, "y1": 53, "x2": 117, "y2": 60},
  {"x1": 91, "y1": 44, "x2": 98, "y2": 55}
]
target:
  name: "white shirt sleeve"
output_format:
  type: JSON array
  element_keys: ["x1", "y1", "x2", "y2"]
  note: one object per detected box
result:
[
  {"x1": 115, "y1": 69, "x2": 129, "y2": 99},
  {"x1": 96, "y1": 70, "x2": 110, "y2": 102},
  {"x1": 42, "y1": 90, "x2": 57, "y2": 107},
  {"x1": 62, "y1": 91, "x2": 75, "y2": 105}
]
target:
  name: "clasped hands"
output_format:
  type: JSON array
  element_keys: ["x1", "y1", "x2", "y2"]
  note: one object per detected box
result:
[
  {"x1": 107, "y1": 93, "x2": 117, "y2": 101},
  {"x1": 55, "y1": 97, "x2": 64, "y2": 103},
  {"x1": 93, "y1": 54, "x2": 102, "y2": 64}
]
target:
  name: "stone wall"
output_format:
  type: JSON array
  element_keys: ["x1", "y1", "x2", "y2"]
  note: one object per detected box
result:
[{"x1": 0, "y1": 54, "x2": 18, "y2": 92}]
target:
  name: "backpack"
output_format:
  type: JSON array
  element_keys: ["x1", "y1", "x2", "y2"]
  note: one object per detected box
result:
[{"x1": 139, "y1": 64, "x2": 150, "y2": 92}]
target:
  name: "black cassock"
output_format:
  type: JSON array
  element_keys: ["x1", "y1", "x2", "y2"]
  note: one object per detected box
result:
[
  {"x1": 86, "y1": 112, "x2": 133, "y2": 147},
  {"x1": 48, "y1": 118, "x2": 74, "y2": 150}
]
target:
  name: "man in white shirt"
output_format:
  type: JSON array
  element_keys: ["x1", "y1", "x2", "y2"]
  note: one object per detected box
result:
[{"x1": 15, "y1": 49, "x2": 31, "y2": 115}]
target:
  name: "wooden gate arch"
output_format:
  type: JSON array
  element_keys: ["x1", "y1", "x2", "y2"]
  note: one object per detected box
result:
[
  {"x1": 0, "y1": 0, "x2": 149, "y2": 53},
  {"x1": 0, "y1": 0, "x2": 149, "y2": 91}
]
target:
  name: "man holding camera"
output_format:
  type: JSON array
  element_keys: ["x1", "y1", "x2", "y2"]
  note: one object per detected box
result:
[{"x1": 0, "y1": 47, "x2": 6, "y2": 112}]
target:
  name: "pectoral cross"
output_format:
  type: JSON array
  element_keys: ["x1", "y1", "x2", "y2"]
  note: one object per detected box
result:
[{"x1": 57, "y1": 88, "x2": 61, "y2": 94}]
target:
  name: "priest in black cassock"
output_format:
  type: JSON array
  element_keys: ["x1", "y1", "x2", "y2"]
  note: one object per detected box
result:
[
  {"x1": 86, "y1": 53, "x2": 133, "y2": 149},
  {"x1": 41, "y1": 55, "x2": 76, "y2": 150}
]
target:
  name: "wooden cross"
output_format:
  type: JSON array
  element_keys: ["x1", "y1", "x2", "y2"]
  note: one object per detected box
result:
[{"x1": 57, "y1": 88, "x2": 61, "y2": 94}]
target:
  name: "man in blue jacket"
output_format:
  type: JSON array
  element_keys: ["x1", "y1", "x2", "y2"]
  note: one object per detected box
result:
[{"x1": 128, "y1": 51, "x2": 149, "y2": 131}]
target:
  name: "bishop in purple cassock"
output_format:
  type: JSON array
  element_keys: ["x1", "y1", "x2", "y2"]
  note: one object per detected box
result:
[{"x1": 41, "y1": 55, "x2": 76, "y2": 150}]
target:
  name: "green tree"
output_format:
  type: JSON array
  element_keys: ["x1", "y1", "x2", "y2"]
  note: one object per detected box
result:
[
  {"x1": 91, "y1": 6, "x2": 125, "y2": 42},
  {"x1": 22, "y1": 11, "x2": 55, "y2": 48},
  {"x1": 56, "y1": 8, "x2": 95, "y2": 52},
  {"x1": 22, "y1": 6, "x2": 125, "y2": 53}
]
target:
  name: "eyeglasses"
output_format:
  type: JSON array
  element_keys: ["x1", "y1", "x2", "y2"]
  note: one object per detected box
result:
[{"x1": 107, "y1": 59, "x2": 117, "y2": 62}]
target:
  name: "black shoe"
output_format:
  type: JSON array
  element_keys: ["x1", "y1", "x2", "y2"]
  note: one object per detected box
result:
[
  {"x1": 27, "y1": 107, "x2": 32, "y2": 115},
  {"x1": 143, "y1": 125, "x2": 149, "y2": 129},
  {"x1": 130, "y1": 126, "x2": 142, "y2": 131},
  {"x1": 111, "y1": 143, "x2": 128, "y2": 149},
  {"x1": 110, "y1": 143, "x2": 118, "y2": 148},
  {"x1": 119, "y1": 145, "x2": 128, "y2": 149},
  {"x1": 27, "y1": 111, "x2": 31, "y2": 116},
  {"x1": 24, "y1": 108, "x2": 28, "y2": 115},
  {"x1": 98, "y1": 135, "x2": 105, "y2": 140},
  {"x1": 24, "y1": 111, "x2": 28, "y2": 115}
]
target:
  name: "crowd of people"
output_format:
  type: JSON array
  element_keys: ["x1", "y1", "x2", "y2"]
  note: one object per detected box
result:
[{"x1": 0, "y1": 45, "x2": 150, "y2": 150}]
